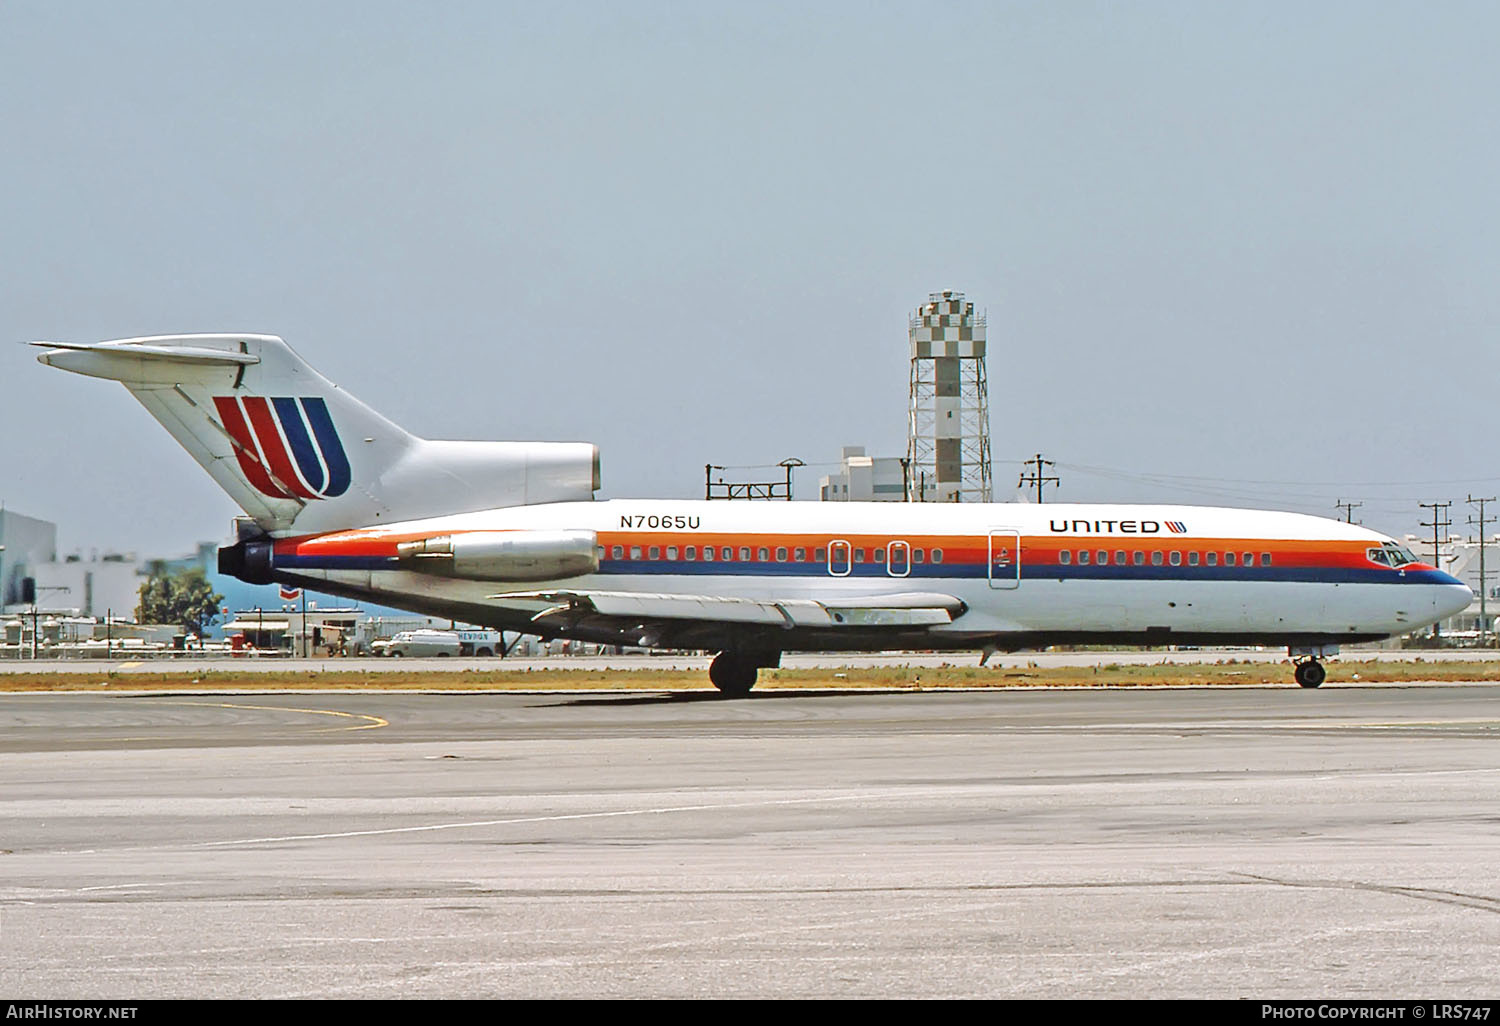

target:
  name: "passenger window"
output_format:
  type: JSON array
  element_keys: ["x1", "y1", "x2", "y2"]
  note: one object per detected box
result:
[
  {"x1": 1097, "y1": 550, "x2": 1108, "y2": 565},
  {"x1": 815, "y1": 548, "x2": 827, "y2": 562},
  {"x1": 794, "y1": 547, "x2": 806, "y2": 561},
  {"x1": 1224, "y1": 552, "x2": 1236, "y2": 566},
  {"x1": 738, "y1": 547, "x2": 751, "y2": 561},
  {"x1": 1169, "y1": 551, "x2": 1181, "y2": 566},
  {"x1": 612, "y1": 545, "x2": 623, "y2": 559},
  {"x1": 874, "y1": 548, "x2": 886, "y2": 563},
  {"x1": 932, "y1": 549, "x2": 944, "y2": 563},
  {"x1": 722, "y1": 547, "x2": 734, "y2": 561},
  {"x1": 1188, "y1": 552, "x2": 1199, "y2": 566},
  {"x1": 1150, "y1": 551, "x2": 1163, "y2": 566},
  {"x1": 1133, "y1": 551, "x2": 1145, "y2": 566},
  {"x1": 666, "y1": 546, "x2": 678, "y2": 560},
  {"x1": 1078, "y1": 550, "x2": 1091, "y2": 565},
  {"x1": 630, "y1": 546, "x2": 642, "y2": 560},
  {"x1": 685, "y1": 546, "x2": 696, "y2": 561},
  {"x1": 913, "y1": 548, "x2": 925, "y2": 563},
  {"x1": 775, "y1": 547, "x2": 787, "y2": 562},
  {"x1": 1206, "y1": 552, "x2": 1218, "y2": 566},
  {"x1": 758, "y1": 547, "x2": 770, "y2": 562},
  {"x1": 649, "y1": 546, "x2": 660, "y2": 560},
  {"x1": 1260, "y1": 553, "x2": 1272, "y2": 567},
  {"x1": 701, "y1": 546, "x2": 714, "y2": 562},
  {"x1": 1060, "y1": 550, "x2": 1072, "y2": 565},
  {"x1": 854, "y1": 548, "x2": 866, "y2": 563},
  {"x1": 1243, "y1": 552, "x2": 1254, "y2": 567},
  {"x1": 1115, "y1": 550, "x2": 1126, "y2": 565}
]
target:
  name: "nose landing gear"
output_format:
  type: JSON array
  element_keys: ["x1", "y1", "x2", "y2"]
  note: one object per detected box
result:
[
  {"x1": 1293, "y1": 659, "x2": 1326, "y2": 688},
  {"x1": 1289, "y1": 645, "x2": 1338, "y2": 688}
]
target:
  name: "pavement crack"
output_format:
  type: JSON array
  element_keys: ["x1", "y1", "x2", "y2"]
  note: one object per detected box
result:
[{"x1": 1229, "y1": 872, "x2": 1500, "y2": 914}]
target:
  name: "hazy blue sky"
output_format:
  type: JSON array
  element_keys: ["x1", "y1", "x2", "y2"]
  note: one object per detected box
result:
[{"x1": 3, "y1": 1, "x2": 1498, "y2": 556}]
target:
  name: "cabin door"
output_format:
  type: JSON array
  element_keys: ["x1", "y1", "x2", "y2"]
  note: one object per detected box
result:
[{"x1": 988, "y1": 530, "x2": 1021, "y2": 590}]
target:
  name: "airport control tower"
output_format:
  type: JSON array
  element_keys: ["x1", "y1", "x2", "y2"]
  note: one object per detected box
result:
[{"x1": 906, "y1": 290, "x2": 992, "y2": 502}]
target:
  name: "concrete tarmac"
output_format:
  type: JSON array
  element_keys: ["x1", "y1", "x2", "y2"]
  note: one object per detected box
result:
[
  {"x1": 3, "y1": 685, "x2": 1499, "y2": 998},
  {"x1": 4, "y1": 646, "x2": 1500, "y2": 676}
]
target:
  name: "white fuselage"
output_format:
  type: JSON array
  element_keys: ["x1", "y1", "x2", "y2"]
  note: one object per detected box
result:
[{"x1": 265, "y1": 499, "x2": 1473, "y2": 651}]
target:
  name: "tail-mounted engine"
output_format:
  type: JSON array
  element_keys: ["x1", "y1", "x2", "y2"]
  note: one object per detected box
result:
[{"x1": 397, "y1": 530, "x2": 599, "y2": 582}]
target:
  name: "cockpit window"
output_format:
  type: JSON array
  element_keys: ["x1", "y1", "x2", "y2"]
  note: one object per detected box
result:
[
  {"x1": 1369, "y1": 544, "x2": 1420, "y2": 568},
  {"x1": 1389, "y1": 545, "x2": 1419, "y2": 566}
]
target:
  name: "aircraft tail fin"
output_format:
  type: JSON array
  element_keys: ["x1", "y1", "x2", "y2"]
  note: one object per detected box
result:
[{"x1": 34, "y1": 335, "x2": 598, "y2": 536}]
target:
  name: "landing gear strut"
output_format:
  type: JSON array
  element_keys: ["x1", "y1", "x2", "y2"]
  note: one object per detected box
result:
[
  {"x1": 709, "y1": 652, "x2": 758, "y2": 696},
  {"x1": 1293, "y1": 659, "x2": 1326, "y2": 689}
]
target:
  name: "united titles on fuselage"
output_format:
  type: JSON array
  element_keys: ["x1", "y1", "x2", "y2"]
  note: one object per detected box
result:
[{"x1": 1048, "y1": 519, "x2": 1187, "y2": 535}]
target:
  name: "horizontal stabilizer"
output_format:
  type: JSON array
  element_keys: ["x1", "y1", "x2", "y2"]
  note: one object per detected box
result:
[{"x1": 31, "y1": 339, "x2": 261, "y2": 371}]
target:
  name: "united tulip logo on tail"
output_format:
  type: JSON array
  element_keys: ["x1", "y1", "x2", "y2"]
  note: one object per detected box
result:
[{"x1": 213, "y1": 396, "x2": 352, "y2": 500}]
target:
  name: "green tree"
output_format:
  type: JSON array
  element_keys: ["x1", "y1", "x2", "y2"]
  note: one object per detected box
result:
[{"x1": 135, "y1": 567, "x2": 224, "y2": 637}]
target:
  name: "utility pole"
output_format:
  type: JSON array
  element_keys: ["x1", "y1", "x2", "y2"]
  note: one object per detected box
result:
[
  {"x1": 1335, "y1": 499, "x2": 1362, "y2": 524},
  {"x1": 1017, "y1": 454, "x2": 1059, "y2": 504},
  {"x1": 1419, "y1": 501, "x2": 1453, "y2": 643},
  {"x1": 1469, "y1": 495, "x2": 1495, "y2": 646}
]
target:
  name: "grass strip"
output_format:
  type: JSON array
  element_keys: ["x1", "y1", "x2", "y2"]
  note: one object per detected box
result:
[{"x1": 1, "y1": 658, "x2": 1498, "y2": 692}]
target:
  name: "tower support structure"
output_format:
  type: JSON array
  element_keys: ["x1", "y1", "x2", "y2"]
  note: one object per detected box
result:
[{"x1": 906, "y1": 290, "x2": 991, "y2": 502}]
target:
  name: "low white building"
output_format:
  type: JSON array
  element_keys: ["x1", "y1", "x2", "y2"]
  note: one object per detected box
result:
[
  {"x1": 0, "y1": 509, "x2": 57, "y2": 611},
  {"x1": 819, "y1": 446, "x2": 909, "y2": 501},
  {"x1": 29, "y1": 553, "x2": 143, "y2": 619},
  {"x1": 1427, "y1": 535, "x2": 1500, "y2": 639}
]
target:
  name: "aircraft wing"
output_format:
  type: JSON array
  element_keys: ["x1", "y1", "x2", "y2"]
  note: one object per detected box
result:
[{"x1": 492, "y1": 589, "x2": 967, "y2": 633}]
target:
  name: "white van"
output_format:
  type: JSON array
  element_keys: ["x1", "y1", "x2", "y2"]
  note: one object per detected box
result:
[{"x1": 381, "y1": 629, "x2": 462, "y2": 658}]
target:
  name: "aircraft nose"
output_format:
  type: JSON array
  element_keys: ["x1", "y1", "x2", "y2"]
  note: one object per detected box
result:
[{"x1": 1437, "y1": 581, "x2": 1474, "y2": 619}]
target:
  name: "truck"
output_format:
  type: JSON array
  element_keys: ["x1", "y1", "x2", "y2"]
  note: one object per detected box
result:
[{"x1": 452, "y1": 629, "x2": 502, "y2": 657}]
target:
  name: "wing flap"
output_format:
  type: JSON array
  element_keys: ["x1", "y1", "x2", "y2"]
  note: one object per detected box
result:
[{"x1": 491, "y1": 589, "x2": 965, "y2": 629}]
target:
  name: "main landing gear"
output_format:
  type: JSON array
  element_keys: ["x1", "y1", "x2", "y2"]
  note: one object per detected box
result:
[
  {"x1": 1293, "y1": 658, "x2": 1327, "y2": 689},
  {"x1": 708, "y1": 649, "x2": 780, "y2": 697},
  {"x1": 709, "y1": 654, "x2": 757, "y2": 696}
]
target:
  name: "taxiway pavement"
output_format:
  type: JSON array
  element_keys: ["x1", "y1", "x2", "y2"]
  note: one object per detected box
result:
[{"x1": 3, "y1": 685, "x2": 1498, "y2": 998}]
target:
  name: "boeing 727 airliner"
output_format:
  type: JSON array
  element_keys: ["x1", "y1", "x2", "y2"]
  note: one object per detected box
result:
[{"x1": 34, "y1": 334, "x2": 1472, "y2": 692}]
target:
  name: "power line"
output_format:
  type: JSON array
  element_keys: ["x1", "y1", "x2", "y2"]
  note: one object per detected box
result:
[
  {"x1": 1017, "y1": 454, "x2": 1059, "y2": 504},
  {"x1": 1056, "y1": 461, "x2": 1500, "y2": 490},
  {"x1": 1335, "y1": 499, "x2": 1363, "y2": 524},
  {"x1": 1469, "y1": 495, "x2": 1495, "y2": 646},
  {"x1": 1419, "y1": 501, "x2": 1453, "y2": 642}
]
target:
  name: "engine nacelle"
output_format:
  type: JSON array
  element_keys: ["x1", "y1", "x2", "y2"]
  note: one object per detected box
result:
[
  {"x1": 397, "y1": 530, "x2": 599, "y2": 582},
  {"x1": 218, "y1": 538, "x2": 275, "y2": 584}
]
